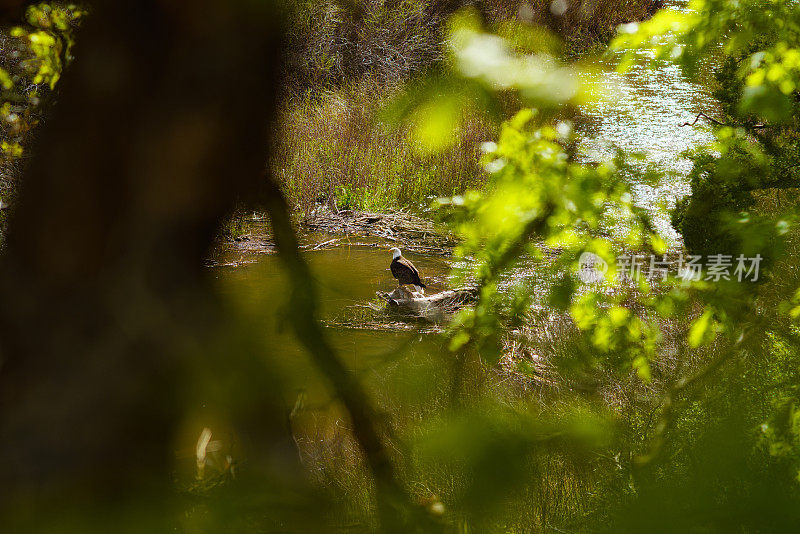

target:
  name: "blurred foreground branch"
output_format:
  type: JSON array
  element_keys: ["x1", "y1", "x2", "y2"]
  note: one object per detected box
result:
[{"x1": 262, "y1": 177, "x2": 438, "y2": 532}]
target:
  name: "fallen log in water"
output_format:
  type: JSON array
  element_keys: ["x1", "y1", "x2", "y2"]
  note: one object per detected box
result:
[{"x1": 377, "y1": 285, "x2": 477, "y2": 320}]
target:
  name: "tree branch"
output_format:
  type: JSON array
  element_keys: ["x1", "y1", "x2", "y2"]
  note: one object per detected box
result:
[
  {"x1": 680, "y1": 111, "x2": 766, "y2": 129},
  {"x1": 634, "y1": 324, "x2": 757, "y2": 468},
  {"x1": 260, "y1": 177, "x2": 437, "y2": 532}
]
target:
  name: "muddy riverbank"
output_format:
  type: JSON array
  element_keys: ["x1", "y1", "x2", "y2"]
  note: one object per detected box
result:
[{"x1": 210, "y1": 207, "x2": 456, "y2": 267}]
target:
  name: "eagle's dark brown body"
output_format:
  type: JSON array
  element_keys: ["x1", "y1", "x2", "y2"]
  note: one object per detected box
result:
[{"x1": 391, "y1": 255, "x2": 426, "y2": 288}]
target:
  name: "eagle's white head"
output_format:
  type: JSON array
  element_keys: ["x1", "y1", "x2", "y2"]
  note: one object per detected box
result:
[{"x1": 390, "y1": 247, "x2": 402, "y2": 260}]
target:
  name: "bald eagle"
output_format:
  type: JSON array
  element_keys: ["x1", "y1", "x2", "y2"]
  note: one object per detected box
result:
[{"x1": 390, "y1": 247, "x2": 426, "y2": 288}]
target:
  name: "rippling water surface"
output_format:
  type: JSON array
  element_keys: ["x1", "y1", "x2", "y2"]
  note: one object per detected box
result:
[{"x1": 579, "y1": 48, "x2": 718, "y2": 243}]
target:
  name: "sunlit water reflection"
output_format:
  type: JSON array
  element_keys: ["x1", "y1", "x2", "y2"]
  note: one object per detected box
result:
[{"x1": 579, "y1": 48, "x2": 718, "y2": 244}]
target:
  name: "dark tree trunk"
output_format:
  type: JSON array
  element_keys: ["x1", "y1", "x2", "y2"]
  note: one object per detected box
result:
[{"x1": 0, "y1": 2, "x2": 303, "y2": 530}]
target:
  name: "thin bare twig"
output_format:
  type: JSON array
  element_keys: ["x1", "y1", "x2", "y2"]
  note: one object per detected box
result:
[{"x1": 680, "y1": 111, "x2": 766, "y2": 129}]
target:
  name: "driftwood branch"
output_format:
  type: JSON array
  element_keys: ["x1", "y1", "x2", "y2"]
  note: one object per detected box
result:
[
  {"x1": 680, "y1": 112, "x2": 766, "y2": 129},
  {"x1": 378, "y1": 286, "x2": 477, "y2": 319}
]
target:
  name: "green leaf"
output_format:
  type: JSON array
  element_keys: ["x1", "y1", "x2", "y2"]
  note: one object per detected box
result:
[
  {"x1": 688, "y1": 309, "x2": 715, "y2": 348},
  {"x1": 0, "y1": 67, "x2": 13, "y2": 90}
]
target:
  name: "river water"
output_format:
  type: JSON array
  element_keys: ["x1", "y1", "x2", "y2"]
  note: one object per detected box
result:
[
  {"x1": 198, "y1": 40, "x2": 718, "y2": 469},
  {"x1": 579, "y1": 47, "x2": 717, "y2": 243}
]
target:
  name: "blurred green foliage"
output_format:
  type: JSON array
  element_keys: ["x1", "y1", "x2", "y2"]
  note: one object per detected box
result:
[
  {"x1": 0, "y1": 2, "x2": 83, "y2": 234},
  {"x1": 0, "y1": 2, "x2": 83, "y2": 154},
  {"x1": 8, "y1": 1, "x2": 800, "y2": 533},
  {"x1": 197, "y1": 3, "x2": 800, "y2": 531},
  {"x1": 385, "y1": 3, "x2": 800, "y2": 531}
]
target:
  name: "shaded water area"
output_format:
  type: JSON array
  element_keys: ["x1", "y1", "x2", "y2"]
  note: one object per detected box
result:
[
  {"x1": 211, "y1": 226, "x2": 454, "y2": 331},
  {"x1": 200, "y1": 229, "x2": 455, "y2": 468}
]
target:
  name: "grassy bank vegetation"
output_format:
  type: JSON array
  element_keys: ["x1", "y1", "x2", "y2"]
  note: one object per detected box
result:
[
  {"x1": 275, "y1": 81, "x2": 495, "y2": 213},
  {"x1": 276, "y1": 0, "x2": 665, "y2": 214}
]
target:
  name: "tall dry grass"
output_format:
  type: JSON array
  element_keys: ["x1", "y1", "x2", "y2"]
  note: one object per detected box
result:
[
  {"x1": 285, "y1": 0, "x2": 446, "y2": 89},
  {"x1": 274, "y1": 81, "x2": 495, "y2": 214},
  {"x1": 488, "y1": 0, "x2": 665, "y2": 51},
  {"x1": 284, "y1": 0, "x2": 666, "y2": 91},
  {"x1": 276, "y1": 0, "x2": 667, "y2": 215}
]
